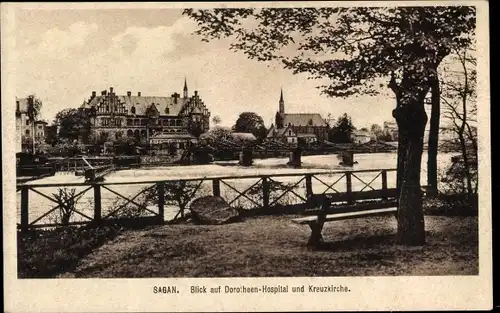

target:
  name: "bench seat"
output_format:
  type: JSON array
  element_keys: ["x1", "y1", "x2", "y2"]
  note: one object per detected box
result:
[{"x1": 292, "y1": 207, "x2": 398, "y2": 225}]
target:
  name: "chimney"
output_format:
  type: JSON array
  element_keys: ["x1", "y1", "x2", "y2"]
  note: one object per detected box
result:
[
  {"x1": 194, "y1": 90, "x2": 198, "y2": 96},
  {"x1": 110, "y1": 87, "x2": 114, "y2": 94},
  {"x1": 92, "y1": 91, "x2": 96, "y2": 98},
  {"x1": 127, "y1": 91, "x2": 131, "y2": 97},
  {"x1": 138, "y1": 92, "x2": 141, "y2": 97},
  {"x1": 102, "y1": 90, "x2": 107, "y2": 96},
  {"x1": 16, "y1": 100, "x2": 20, "y2": 111}
]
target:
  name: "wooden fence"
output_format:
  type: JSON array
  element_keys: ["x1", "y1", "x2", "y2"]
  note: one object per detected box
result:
[{"x1": 16, "y1": 168, "x2": 397, "y2": 231}]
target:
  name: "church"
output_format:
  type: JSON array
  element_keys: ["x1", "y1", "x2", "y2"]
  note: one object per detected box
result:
[
  {"x1": 82, "y1": 79, "x2": 210, "y2": 149},
  {"x1": 266, "y1": 89, "x2": 329, "y2": 144}
]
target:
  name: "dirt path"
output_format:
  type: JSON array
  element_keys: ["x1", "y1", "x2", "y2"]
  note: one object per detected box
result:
[{"x1": 59, "y1": 215, "x2": 478, "y2": 278}]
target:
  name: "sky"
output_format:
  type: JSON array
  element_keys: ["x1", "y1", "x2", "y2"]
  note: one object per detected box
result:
[{"x1": 12, "y1": 7, "x2": 443, "y2": 130}]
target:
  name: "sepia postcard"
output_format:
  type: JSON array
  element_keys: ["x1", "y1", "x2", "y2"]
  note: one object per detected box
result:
[{"x1": 2, "y1": 1, "x2": 492, "y2": 312}]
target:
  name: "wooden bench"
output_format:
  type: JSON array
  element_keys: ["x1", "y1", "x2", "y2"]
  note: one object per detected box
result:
[{"x1": 292, "y1": 189, "x2": 399, "y2": 247}]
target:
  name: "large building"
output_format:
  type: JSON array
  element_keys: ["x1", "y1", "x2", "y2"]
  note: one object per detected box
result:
[
  {"x1": 15, "y1": 97, "x2": 29, "y2": 153},
  {"x1": 83, "y1": 80, "x2": 210, "y2": 148},
  {"x1": 267, "y1": 89, "x2": 329, "y2": 144}
]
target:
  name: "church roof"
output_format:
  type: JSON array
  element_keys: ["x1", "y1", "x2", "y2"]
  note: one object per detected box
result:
[{"x1": 279, "y1": 113, "x2": 327, "y2": 127}]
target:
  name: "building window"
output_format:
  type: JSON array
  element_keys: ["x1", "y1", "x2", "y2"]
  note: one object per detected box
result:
[
  {"x1": 25, "y1": 129, "x2": 30, "y2": 135},
  {"x1": 179, "y1": 142, "x2": 185, "y2": 149},
  {"x1": 127, "y1": 119, "x2": 133, "y2": 126},
  {"x1": 165, "y1": 107, "x2": 170, "y2": 114},
  {"x1": 131, "y1": 106, "x2": 136, "y2": 114},
  {"x1": 134, "y1": 119, "x2": 139, "y2": 126},
  {"x1": 289, "y1": 130, "x2": 292, "y2": 136},
  {"x1": 176, "y1": 120, "x2": 182, "y2": 126},
  {"x1": 127, "y1": 130, "x2": 133, "y2": 137}
]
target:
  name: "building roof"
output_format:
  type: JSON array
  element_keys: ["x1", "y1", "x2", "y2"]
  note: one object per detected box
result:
[
  {"x1": 85, "y1": 90, "x2": 209, "y2": 117},
  {"x1": 150, "y1": 132, "x2": 197, "y2": 140},
  {"x1": 279, "y1": 113, "x2": 327, "y2": 127}
]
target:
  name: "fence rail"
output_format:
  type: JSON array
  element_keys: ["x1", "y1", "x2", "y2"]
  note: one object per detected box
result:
[{"x1": 16, "y1": 168, "x2": 397, "y2": 231}]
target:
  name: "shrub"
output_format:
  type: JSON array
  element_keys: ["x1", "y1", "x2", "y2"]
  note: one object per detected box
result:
[{"x1": 17, "y1": 224, "x2": 122, "y2": 278}]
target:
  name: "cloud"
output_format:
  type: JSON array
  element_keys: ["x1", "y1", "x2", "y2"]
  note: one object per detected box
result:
[
  {"x1": 109, "y1": 16, "x2": 198, "y2": 59},
  {"x1": 37, "y1": 21, "x2": 98, "y2": 57}
]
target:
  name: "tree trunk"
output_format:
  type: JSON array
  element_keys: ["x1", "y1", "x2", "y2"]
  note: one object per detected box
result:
[
  {"x1": 427, "y1": 76, "x2": 440, "y2": 197},
  {"x1": 394, "y1": 99, "x2": 428, "y2": 246}
]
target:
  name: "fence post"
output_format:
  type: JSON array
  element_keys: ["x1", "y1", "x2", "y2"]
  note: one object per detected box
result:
[
  {"x1": 262, "y1": 176, "x2": 270, "y2": 210},
  {"x1": 212, "y1": 179, "x2": 221, "y2": 197},
  {"x1": 346, "y1": 172, "x2": 354, "y2": 204},
  {"x1": 93, "y1": 184, "x2": 102, "y2": 222},
  {"x1": 20, "y1": 186, "x2": 29, "y2": 232},
  {"x1": 305, "y1": 174, "x2": 313, "y2": 199},
  {"x1": 381, "y1": 170, "x2": 388, "y2": 200},
  {"x1": 157, "y1": 182, "x2": 165, "y2": 220}
]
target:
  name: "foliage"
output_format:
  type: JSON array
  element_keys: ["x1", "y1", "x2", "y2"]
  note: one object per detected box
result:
[
  {"x1": 184, "y1": 7, "x2": 475, "y2": 97},
  {"x1": 212, "y1": 115, "x2": 222, "y2": 125},
  {"x1": 370, "y1": 124, "x2": 384, "y2": 138},
  {"x1": 55, "y1": 108, "x2": 92, "y2": 144},
  {"x1": 26, "y1": 94, "x2": 43, "y2": 122},
  {"x1": 202, "y1": 126, "x2": 233, "y2": 142},
  {"x1": 129, "y1": 181, "x2": 211, "y2": 219},
  {"x1": 52, "y1": 188, "x2": 83, "y2": 225},
  {"x1": 440, "y1": 153, "x2": 478, "y2": 195},
  {"x1": 440, "y1": 45, "x2": 477, "y2": 195},
  {"x1": 233, "y1": 112, "x2": 267, "y2": 140},
  {"x1": 329, "y1": 113, "x2": 355, "y2": 143},
  {"x1": 17, "y1": 225, "x2": 122, "y2": 278}
]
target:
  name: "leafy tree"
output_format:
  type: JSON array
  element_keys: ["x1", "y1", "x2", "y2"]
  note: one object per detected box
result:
[
  {"x1": 202, "y1": 126, "x2": 233, "y2": 142},
  {"x1": 370, "y1": 124, "x2": 384, "y2": 138},
  {"x1": 55, "y1": 108, "x2": 92, "y2": 144},
  {"x1": 440, "y1": 46, "x2": 477, "y2": 195},
  {"x1": 212, "y1": 115, "x2": 222, "y2": 125},
  {"x1": 233, "y1": 112, "x2": 267, "y2": 141},
  {"x1": 26, "y1": 95, "x2": 43, "y2": 153},
  {"x1": 329, "y1": 113, "x2": 355, "y2": 143},
  {"x1": 184, "y1": 6, "x2": 476, "y2": 245}
]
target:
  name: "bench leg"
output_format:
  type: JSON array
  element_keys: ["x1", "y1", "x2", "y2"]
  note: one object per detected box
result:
[{"x1": 307, "y1": 220, "x2": 325, "y2": 248}]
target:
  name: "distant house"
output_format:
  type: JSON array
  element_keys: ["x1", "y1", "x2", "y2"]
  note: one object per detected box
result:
[
  {"x1": 266, "y1": 124, "x2": 297, "y2": 144},
  {"x1": 149, "y1": 131, "x2": 198, "y2": 150},
  {"x1": 351, "y1": 130, "x2": 372, "y2": 144}
]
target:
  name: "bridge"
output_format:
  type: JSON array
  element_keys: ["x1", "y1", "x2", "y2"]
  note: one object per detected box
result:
[{"x1": 179, "y1": 139, "x2": 396, "y2": 166}]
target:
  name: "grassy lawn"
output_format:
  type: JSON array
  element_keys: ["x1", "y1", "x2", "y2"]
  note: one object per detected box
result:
[{"x1": 58, "y1": 214, "x2": 478, "y2": 278}]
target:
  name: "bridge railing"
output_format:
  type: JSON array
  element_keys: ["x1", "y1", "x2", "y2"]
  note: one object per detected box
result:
[{"x1": 16, "y1": 168, "x2": 397, "y2": 231}]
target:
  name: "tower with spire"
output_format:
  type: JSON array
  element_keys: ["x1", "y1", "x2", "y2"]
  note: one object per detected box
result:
[
  {"x1": 279, "y1": 88, "x2": 285, "y2": 114},
  {"x1": 183, "y1": 77, "x2": 188, "y2": 98}
]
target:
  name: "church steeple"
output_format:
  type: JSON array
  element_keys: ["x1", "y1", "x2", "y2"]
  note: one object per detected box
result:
[
  {"x1": 183, "y1": 77, "x2": 188, "y2": 98},
  {"x1": 278, "y1": 88, "x2": 285, "y2": 114}
]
